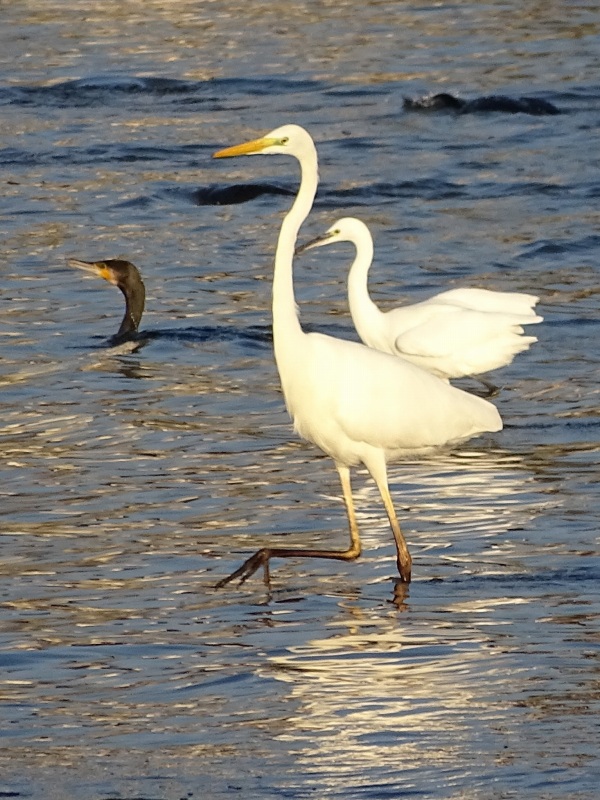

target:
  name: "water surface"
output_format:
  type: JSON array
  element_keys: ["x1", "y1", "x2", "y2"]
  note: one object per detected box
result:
[{"x1": 1, "y1": 2, "x2": 599, "y2": 798}]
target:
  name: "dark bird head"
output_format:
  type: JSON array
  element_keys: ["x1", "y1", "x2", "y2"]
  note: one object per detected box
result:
[
  {"x1": 403, "y1": 93, "x2": 466, "y2": 112},
  {"x1": 68, "y1": 258, "x2": 146, "y2": 341}
]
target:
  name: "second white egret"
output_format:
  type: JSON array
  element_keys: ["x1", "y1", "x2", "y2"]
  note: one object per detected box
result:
[{"x1": 297, "y1": 217, "x2": 542, "y2": 388}]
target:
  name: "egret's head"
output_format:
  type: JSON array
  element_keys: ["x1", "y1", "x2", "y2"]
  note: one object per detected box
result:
[
  {"x1": 213, "y1": 124, "x2": 314, "y2": 159},
  {"x1": 295, "y1": 217, "x2": 368, "y2": 255}
]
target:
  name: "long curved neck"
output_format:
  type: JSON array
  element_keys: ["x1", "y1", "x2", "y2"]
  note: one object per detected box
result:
[
  {"x1": 116, "y1": 279, "x2": 145, "y2": 338},
  {"x1": 272, "y1": 143, "x2": 319, "y2": 353},
  {"x1": 346, "y1": 227, "x2": 382, "y2": 343}
]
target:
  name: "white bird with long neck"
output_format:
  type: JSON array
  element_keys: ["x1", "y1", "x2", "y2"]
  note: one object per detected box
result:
[
  {"x1": 213, "y1": 124, "x2": 502, "y2": 587},
  {"x1": 298, "y1": 217, "x2": 542, "y2": 390}
]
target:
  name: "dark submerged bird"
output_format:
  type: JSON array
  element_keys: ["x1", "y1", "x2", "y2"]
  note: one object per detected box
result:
[
  {"x1": 68, "y1": 258, "x2": 145, "y2": 343},
  {"x1": 403, "y1": 92, "x2": 560, "y2": 115},
  {"x1": 193, "y1": 182, "x2": 295, "y2": 206}
]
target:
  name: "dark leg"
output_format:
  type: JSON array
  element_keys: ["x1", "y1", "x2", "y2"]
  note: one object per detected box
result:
[
  {"x1": 478, "y1": 377, "x2": 500, "y2": 397},
  {"x1": 215, "y1": 464, "x2": 362, "y2": 588},
  {"x1": 375, "y1": 474, "x2": 412, "y2": 583}
]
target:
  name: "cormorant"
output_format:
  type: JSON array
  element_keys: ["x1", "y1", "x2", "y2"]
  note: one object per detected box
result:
[
  {"x1": 403, "y1": 92, "x2": 560, "y2": 115},
  {"x1": 69, "y1": 258, "x2": 145, "y2": 343}
]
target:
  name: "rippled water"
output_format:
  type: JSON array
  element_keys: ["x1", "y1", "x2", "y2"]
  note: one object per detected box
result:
[{"x1": 1, "y1": 2, "x2": 599, "y2": 798}]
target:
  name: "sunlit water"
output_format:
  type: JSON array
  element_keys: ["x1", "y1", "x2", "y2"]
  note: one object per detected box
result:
[{"x1": 1, "y1": 2, "x2": 599, "y2": 798}]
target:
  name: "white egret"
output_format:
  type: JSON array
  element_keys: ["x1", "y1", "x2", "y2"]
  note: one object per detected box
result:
[
  {"x1": 297, "y1": 217, "x2": 542, "y2": 389},
  {"x1": 69, "y1": 258, "x2": 145, "y2": 343},
  {"x1": 213, "y1": 124, "x2": 502, "y2": 586}
]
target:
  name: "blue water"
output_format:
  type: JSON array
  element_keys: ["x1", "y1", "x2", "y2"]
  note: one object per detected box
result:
[{"x1": 1, "y1": 2, "x2": 599, "y2": 798}]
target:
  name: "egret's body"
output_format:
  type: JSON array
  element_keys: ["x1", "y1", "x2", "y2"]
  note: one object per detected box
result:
[
  {"x1": 69, "y1": 258, "x2": 145, "y2": 343},
  {"x1": 214, "y1": 125, "x2": 502, "y2": 585},
  {"x1": 298, "y1": 217, "x2": 541, "y2": 383}
]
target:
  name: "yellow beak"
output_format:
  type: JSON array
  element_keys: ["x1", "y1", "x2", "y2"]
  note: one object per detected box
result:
[
  {"x1": 213, "y1": 136, "x2": 279, "y2": 158},
  {"x1": 68, "y1": 259, "x2": 116, "y2": 285}
]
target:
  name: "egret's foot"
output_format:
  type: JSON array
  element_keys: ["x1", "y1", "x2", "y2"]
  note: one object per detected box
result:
[
  {"x1": 215, "y1": 548, "x2": 272, "y2": 589},
  {"x1": 478, "y1": 378, "x2": 500, "y2": 397}
]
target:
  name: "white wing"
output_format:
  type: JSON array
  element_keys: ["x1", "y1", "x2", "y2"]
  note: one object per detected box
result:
[
  {"x1": 393, "y1": 306, "x2": 540, "y2": 378},
  {"x1": 431, "y1": 287, "x2": 540, "y2": 317}
]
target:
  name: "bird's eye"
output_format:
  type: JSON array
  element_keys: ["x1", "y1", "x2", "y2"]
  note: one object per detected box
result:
[{"x1": 280, "y1": 137, "x2": 289, "y2": 145}]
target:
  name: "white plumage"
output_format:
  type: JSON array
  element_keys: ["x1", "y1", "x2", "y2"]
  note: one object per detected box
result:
[
  {"x1": 214, "y1": 125, "x2": 502, "y2": 586},
  {"x1": 298, "y1": 217, "x2": 542, "y2": 382}
]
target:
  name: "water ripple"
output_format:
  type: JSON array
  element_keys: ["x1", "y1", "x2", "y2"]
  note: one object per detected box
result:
[{"x1": 1, "y1": 2, "x2": 599, "y2": 798}]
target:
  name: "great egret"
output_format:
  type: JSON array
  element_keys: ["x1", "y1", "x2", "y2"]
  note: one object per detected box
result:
[
  {"x1": 213, "y1": 124, "x2": 502, "y2": 586},
  {"x1": 69, "y1": 258, "x2": 145, "y2": 343},
  {"x1": 296, "y1": 217, "x2": 542, "y2": 390}
]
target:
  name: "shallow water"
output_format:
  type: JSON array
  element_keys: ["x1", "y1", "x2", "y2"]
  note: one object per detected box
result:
[{"x1": 1, "y1": 2, "x2": 599, "y2": 798}]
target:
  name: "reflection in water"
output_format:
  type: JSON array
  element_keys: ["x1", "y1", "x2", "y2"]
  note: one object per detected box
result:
[
  {"x1": 243, "y1": 452, "x2": 595, "y2": 797},
  {"x1": 265, "y1": 584, "x2": 599, "y2": 798},
  {"x1": 270, "y1": 624, "x2": 503, "y2": 795}
]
